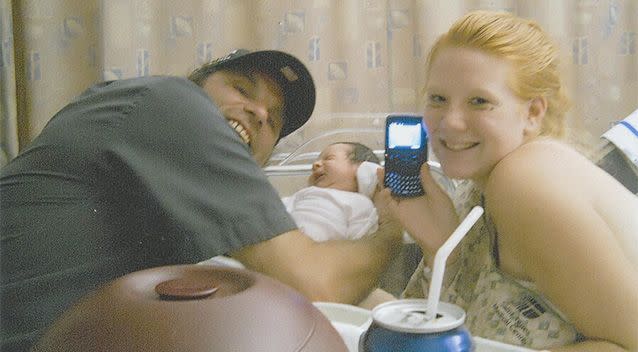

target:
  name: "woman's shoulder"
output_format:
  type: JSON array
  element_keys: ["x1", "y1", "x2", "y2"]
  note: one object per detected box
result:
[
  {"x1": 487, "y1": 138, "x2": 590, "y2": 194},
  {"x1": 499, "y1": 138, "x2": 587, "y2": 170},
  {"x1": 484, "y1": 138, "x2": 598, "y2": 223}
]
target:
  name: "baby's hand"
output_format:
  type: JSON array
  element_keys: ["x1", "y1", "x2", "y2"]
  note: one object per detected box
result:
[
  {"x1": 372, "y1": 168, "x2": 396, "y2": 218},
  {"x1": 371, "y1": 168, "x2": 403, "y2": 242}
]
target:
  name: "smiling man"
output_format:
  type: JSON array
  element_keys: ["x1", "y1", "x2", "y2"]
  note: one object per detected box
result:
[{"x1": 0, "y1": 49, "x2": 403, "y2": 352}]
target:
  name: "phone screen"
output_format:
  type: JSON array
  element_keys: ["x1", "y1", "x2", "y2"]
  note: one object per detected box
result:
[
  {"x1": 387, "y1": 121, "x2": 423, "y2": 149},
  {"x1": 384, "y1": 114, "x2": 427, "y2": 197}
]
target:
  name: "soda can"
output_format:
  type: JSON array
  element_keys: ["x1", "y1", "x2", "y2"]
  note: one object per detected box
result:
[{"x1": 360, "y1": 299, "x2": 474, "y2": 352}]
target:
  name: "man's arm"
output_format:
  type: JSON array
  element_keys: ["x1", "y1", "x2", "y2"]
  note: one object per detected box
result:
[{"x1": 231, "y1": 212, "x2": 403, "y2": 304}]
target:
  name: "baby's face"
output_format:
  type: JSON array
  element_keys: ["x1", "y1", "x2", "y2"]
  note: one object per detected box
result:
[{"x1": 308, "y1": 143, "x2": 359, "y2": 192}]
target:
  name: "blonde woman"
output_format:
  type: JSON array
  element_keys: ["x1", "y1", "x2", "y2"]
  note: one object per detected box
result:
[{"x1": 380, "y1": 11, "x2": 638, "y2": 352}]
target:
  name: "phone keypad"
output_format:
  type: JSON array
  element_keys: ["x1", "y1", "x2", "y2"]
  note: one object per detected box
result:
[{"x1": 385, "y1": 171, "x2": 424, "y2": 197}]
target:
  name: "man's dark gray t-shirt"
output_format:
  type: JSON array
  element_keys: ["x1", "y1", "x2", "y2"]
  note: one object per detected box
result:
[{"x1": 0, "y1": 76, "x2": 296, "y2": 351}]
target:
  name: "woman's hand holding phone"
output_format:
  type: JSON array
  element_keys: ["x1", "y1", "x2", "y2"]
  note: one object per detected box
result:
[{"x1": 377, "y1": 164, "x2": 459, "y2": 259}]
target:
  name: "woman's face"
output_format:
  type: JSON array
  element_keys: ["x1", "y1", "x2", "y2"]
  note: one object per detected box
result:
[
  {"x1": 423, "y1": 46, "x2": 535, "y2": 186},
  {"x1": 202, "y1": 69, "x2": 285, "y2": 166},
  {"x1": 308, "y1": 143, "x2": 359, "y2": 192}
]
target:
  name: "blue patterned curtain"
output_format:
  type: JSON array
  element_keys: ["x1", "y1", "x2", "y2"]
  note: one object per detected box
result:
[{"x1": 1, "y1": 0, "x2": 637, "y2": 168}]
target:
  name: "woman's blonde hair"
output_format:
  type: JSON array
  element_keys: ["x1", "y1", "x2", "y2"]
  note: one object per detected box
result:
[{"x1": 426, "y1": 11, "x2": 570, "y2": 138}]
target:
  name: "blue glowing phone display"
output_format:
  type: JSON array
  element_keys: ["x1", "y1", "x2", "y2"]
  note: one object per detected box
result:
[{"x1": 384, "y1": 114, "x2": 428, "y2": 197}]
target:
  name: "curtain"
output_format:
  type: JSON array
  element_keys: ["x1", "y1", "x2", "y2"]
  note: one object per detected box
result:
[{"x1": 1, "y1": 0, "x2": 637, "y2": 167}]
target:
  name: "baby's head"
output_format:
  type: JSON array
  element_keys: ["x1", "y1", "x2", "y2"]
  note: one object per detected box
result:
[{"x1": 308, "y1": 142, "x2": 380, "y2": 193}]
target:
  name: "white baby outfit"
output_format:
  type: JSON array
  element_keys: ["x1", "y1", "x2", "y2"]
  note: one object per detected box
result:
[
  {"x1": 282, "y1": 186, "x2": 378, "y2": 241},
  {"x1": 282, "y1": 161, "x2": 381, "y2": 241}
]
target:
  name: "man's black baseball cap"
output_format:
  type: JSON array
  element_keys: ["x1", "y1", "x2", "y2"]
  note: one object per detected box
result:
[{"x1": 189, "y1": 49, "x2": 316, "y2": 139}]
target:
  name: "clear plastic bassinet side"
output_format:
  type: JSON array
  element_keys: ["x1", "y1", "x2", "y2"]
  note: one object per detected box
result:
[{"x1": 263, "y1": 125, "x2": 457, "y2": 297}]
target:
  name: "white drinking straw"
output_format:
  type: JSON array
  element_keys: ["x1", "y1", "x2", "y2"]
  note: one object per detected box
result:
[{"x1": 424, "y1": 206, "x2": 484, "y2": 322}]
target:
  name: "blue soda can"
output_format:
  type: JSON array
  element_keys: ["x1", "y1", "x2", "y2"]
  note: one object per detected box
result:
[{"x1": 360, "y1": 299, "x2": 474, "y2": 351}]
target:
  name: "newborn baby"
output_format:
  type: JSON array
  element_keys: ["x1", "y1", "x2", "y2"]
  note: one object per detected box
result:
[{"x1": 282, "y1": 142, "x2": 381, "y2": 241}]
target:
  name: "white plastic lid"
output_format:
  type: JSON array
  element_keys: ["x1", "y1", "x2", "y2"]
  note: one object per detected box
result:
[{"x1": 371, "y1": 299, "x2": 466, "y2": 334}]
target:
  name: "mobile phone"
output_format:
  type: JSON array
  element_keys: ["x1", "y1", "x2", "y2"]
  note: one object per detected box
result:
[{"x1": 383, "y1": 113, "x2": 428, "y2": 197}]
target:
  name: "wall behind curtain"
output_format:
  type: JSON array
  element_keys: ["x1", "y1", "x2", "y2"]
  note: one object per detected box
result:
[{"x1": 1, "y1": 0, "x2": 636, "y2": 167}]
